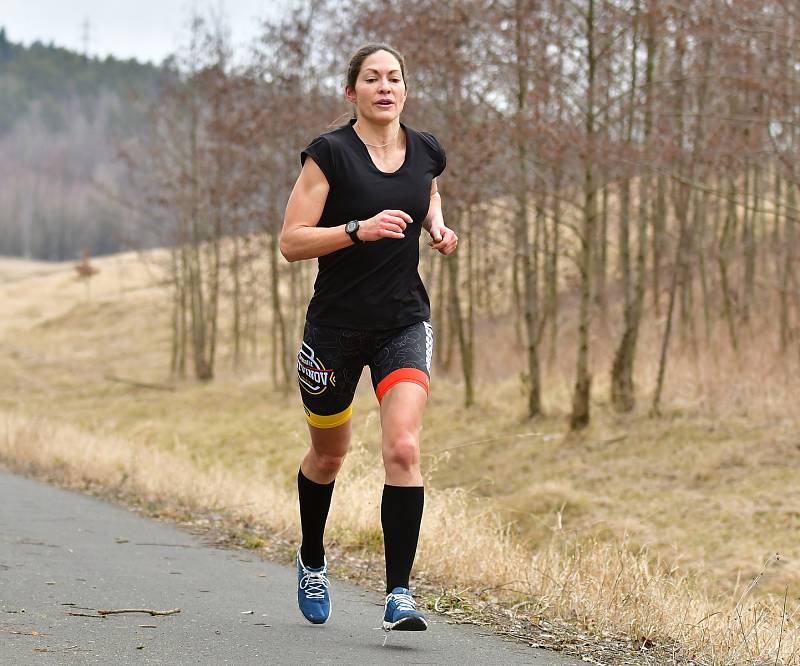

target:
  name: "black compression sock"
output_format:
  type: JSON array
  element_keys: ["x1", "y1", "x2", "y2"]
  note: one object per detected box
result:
[
  {"x1": 381, "y1": 484, "x2": 424, "y2": 594},
  {"x1": 298, "y1": 469, "x2": 335, "y2": 569}
]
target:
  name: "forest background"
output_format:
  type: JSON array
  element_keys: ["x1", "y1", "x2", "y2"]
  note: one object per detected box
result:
[{"x1": 3, "y1": 1, "x2": 800, "y2": 664}]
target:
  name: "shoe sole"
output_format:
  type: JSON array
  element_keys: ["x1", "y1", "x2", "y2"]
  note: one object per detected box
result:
[
  {"x1": 382, "y1": 615, "x2": 428, "y2": 631},
  {"x1": 303, "y1": 612, "x2": 331, "y2": 624},
  {"x1": 300, "y1": 598, "x2": 332, "y2": 625}
]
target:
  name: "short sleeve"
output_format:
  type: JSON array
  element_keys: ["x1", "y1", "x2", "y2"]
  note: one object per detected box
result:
[
  {"x1": 434, "y1": 136, "x2": 446, "y2": 177},
  {"x1": 301, "y1": 136, "x2": 337, "y2": 187},
  {"x1": 419, "y1": 131, "x2": 446, "y2": 178}
]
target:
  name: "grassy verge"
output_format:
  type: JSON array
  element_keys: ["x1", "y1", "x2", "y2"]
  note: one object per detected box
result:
[{"x1": 2, "y1": 410, "x2": 796, "y2": 665}]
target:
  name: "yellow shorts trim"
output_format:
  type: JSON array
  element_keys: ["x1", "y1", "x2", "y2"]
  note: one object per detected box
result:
[{"x1": 304, "y1": 404, "x2": 353, "y2": 429}]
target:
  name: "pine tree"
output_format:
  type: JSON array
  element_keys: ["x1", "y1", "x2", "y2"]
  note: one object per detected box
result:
[{"x1": 0, "y1": 27, "x2": 12, "y2": 61}]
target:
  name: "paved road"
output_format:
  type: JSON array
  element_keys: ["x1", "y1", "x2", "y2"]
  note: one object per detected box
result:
[{"x1": 0, "y1": 469, "x2": 582, "y2": 665}]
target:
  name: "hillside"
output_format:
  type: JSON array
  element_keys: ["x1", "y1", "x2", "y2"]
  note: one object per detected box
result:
[
  {"x1": 0, "y1": 250, "x2": 798, "y2": 663},
  {"x1": 0, "y1": 28, "x2": 164, "y2": 261},
  {"x1": 0, "y1": 28, "x2": 162, "y2": 134}
]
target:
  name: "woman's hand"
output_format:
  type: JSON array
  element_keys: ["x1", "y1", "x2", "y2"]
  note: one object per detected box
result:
[
  {"x1": 428, "y1": 222, "x2": 458, "y2": 255},
  {"x1": 357, "y1": 209, "x2": 413, "y2": 241}
]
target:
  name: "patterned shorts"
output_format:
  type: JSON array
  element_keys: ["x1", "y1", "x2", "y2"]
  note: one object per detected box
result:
[{"x1": 297, "y1": 320, "x2": 433, "y2": 429}]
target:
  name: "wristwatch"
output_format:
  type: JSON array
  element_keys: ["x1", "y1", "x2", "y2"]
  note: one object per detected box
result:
[{"x1": 345, "y1": 220, "x2": 363, "y2": 245}]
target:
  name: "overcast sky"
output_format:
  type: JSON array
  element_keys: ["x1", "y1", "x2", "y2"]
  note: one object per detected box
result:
[{"x1": 2, "y1": 1, "x2": 281, "y2": 65}]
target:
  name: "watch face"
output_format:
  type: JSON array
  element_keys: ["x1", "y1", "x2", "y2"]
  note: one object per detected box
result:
[{"x1": 346, "y1": 221, "x2": 358, "y2": 233}]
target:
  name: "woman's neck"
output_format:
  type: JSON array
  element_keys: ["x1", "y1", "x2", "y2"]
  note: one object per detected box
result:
[{"x1": 353, "y1": 119, "x2": 401, "y2": 149}]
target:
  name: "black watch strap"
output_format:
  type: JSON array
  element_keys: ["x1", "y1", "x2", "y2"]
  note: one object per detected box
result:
[{"x1": 346, "y1": 220, "x2": 363, "y2": 244}]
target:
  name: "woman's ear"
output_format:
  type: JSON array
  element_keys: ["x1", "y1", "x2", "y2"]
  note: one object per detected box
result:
[{"x1": 344, "y1": 84, "x2": 356, "y2": 104}]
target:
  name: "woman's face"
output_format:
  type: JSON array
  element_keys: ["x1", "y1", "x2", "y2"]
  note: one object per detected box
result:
[{"x1": 346, "y1": 50, "x2": 407, "y2": 125}]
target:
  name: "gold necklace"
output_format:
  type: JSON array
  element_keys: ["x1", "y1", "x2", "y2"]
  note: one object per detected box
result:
[{"x1": 354, "y1": 124, "x2": 400, "y2": 149}]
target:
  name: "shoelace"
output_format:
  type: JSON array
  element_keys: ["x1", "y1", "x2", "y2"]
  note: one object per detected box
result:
[
  {"x1": 300, "y1": 569, "x2": 330, "y2": 600},
  {"x1": 387, "y1": 591, "x2": 417, "y2": 613}
]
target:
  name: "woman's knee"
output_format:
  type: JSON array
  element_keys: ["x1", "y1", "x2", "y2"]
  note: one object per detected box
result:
[
  {"x1": 309, "y1": 450, "x2": 346, "y2": 476},
  {"x1": 305, "y1": 420, "x2": 351, "y2": 476},
  {"x1": 383, "y1": 432, "x2": 420, "y2": 472}
]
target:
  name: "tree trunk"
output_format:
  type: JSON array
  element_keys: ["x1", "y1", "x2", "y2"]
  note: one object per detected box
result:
[
  {"x1": 179, "y1": 243, "x2": 189, "y2": 378},
  {"x1": 170, "y1": 246, "x2": 184, "y2": 378},
  {"x1": 270, "y1": 231, "x2": 290, "y2": 390},
  {"x1": 514, "y1": 0, "x2": 541, "y2": 417},
  {"x1": 232, "y1": 231, "x2": 242, "y2": 369},
  {"x1": 743, "y1": 162, "x2": 760, "y2": 323},
  {"x1": 694, "y1": 187, "x2": 712, "y2": 345},
  {"x1": 596, "y1": 180, "x2": 608, "y2": 312},
  {"x1": 188, "y1": 239, "x2": 211, "y2": 380},
  {"x1": 205, "y1": 232, "x2": 221, "y2": 380},
  {"x1": 718, "y1": 170, "x2": 739, "y2": 353},
  {"x1": 618, "y1": 178, "x2": 632, "y2": 315},
  {"x1": 652, "y1": 214, "x2": 689, "y2": 416},
  {"x1": 780, "y1": 184, "x2": 797, "y2": 351},
  {"x1": 610, "y1": 0, "x2": 652, "y2": 413},
  {"x1": 448, "y1": 228, "x2": 473, "y2": 407},
  {"x1": 570, "y1": 0, "x2": 597, "y2": 431},
  {"x1": 435, "y1": 252, "x2": 451, "y2": 370},
  {"x1": 652, "y1": 173, "x2": 667, "y2": 316},
  {"x1": 547, "y1": 169, "x2": 561, "y2": 366},
  {"x1": 740, "y1": 161, "x2": 753, "y2": 323}
]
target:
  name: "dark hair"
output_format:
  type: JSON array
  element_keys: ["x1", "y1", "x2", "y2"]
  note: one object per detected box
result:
[{"x1": 346, "y1": 43, "x2": 407, "y2": 91}]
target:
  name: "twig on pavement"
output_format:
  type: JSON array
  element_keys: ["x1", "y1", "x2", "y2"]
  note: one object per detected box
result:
[{"x1": 97, "y1": 608, "x2": 181, "y2": 616}]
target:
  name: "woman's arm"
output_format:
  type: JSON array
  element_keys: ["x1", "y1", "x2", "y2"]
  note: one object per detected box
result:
[
  {"x1": 422, "y1": 178, "x2": 458, "y2": 255},
  {"x1": 279, "y1": 158, "x2": 349, "y2": 262},
  {"x1": 280, "y1": 157, "x2": 412, "y2": 262}
]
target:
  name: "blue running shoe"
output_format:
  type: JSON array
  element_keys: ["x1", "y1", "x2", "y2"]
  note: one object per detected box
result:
[
  {"x1": 382, "y1": 587, "x2": 428, "y2": 631},
  {"x1": 296, "y1": 549, "x2": 331, "y2": 624}
]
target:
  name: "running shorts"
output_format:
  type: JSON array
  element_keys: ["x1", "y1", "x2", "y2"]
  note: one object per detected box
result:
[{"x1": 296, "y1": 320, "x2": 434, "y2": 429}]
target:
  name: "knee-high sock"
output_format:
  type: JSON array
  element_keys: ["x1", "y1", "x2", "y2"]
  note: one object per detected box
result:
[
  {"x1": 298, "y1": 469, "x2": 335, "y2": 569},
  {"x1": 381, "y1": 484, "x2": 424, "y2": 593}
]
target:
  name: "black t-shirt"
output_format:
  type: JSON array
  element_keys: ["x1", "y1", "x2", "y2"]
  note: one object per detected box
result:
[{"x1": 300, "y1": 118, "x2": 446, "y2": 330}]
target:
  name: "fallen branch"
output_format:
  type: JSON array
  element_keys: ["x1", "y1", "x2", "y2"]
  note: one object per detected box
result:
[
  {"x1": 97, "y1": 608, "x2": 181, "y2": 616},
  {"x1": 434, "y1": 432, "x2": 544, "y2": 454},
  {"x1": 599, "y1": 435, "x2": 628, "y2": 446},
  {"x1": 104, "y1": 375, "x2": 176, "y2": 392}
]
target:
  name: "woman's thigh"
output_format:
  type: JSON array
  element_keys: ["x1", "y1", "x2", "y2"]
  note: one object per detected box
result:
[
  {"x1": 379, "y1": 381, "x2": 428, "y2": 445},
  {"x1": 307, "y1": 419, "x2": 352, "y2": 459}
]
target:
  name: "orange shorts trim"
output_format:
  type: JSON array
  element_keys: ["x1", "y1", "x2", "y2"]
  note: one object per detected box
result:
[{"x1": 375, "y1": 368, "x2": 430, "y2": 403}]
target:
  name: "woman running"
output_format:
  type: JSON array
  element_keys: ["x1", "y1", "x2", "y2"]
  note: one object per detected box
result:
[{"x1": 280, "y1": 43, "x2": 457, "y2": 631}]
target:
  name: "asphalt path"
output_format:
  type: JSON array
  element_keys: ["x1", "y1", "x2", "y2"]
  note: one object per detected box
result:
[{"x1": 0, "y1": 468, "x2": 583, "y2": 665}]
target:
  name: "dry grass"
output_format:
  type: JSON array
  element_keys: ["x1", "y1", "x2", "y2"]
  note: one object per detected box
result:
[{"x1": 2, "y1": 251, "x2": 800, "y2": 664}]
